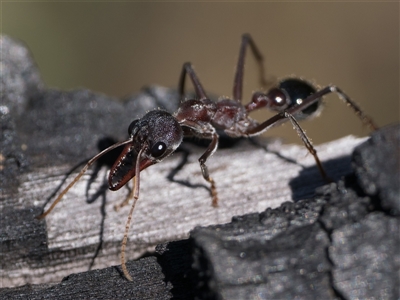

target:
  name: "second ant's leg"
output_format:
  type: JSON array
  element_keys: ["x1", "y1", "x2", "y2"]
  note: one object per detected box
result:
[
  {"x1": 233, "y1": 33, "x2": 268, "y2": 102},
  {"x1": 198, "y1": 131, "x2": 219, "y2": 207},
  {"x1": 178, "y1": 62, "x2": 208, "y2": 102}
]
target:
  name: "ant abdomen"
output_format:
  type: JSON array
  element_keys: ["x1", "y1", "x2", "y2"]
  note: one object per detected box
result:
[
  {"x1": 279, "y1": 78, "x2": 321, "y2": 120},
  {"x1": 246, "y1": 78, "x2": 322, "y2": 119}
]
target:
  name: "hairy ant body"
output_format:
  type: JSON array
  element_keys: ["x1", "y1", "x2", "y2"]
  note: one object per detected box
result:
[{"x1": 38, "y1": 34, "x2": 378, "y2": 281}]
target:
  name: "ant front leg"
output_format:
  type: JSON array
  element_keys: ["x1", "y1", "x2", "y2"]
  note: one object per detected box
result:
[{"x1": 198, "y1": 128, "x2": 219, "y2": 207}]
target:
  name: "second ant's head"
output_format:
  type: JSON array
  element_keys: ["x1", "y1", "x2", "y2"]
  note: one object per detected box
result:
[{"x1": 108, "y1": 110, "x2": 183, "y2": 191}]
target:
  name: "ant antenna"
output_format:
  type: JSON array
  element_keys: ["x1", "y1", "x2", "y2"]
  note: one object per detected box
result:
[
  {"x1": 120, "y1": 145, "x2": 145, "y2": 281},
  {"x1": 37, "y1": 139, "x2": 133, "y2": 219}
]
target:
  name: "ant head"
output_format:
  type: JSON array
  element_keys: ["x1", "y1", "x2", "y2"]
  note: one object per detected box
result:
[
  {"x1": 128, "y1": 110, "x2": 183, "y2": 157},
  {"x1": 279, "y1": 78, "x2": 322, "y2": 120},
  {"x1": 109, "y1": 110, "x2": 183, "y2": 191}
]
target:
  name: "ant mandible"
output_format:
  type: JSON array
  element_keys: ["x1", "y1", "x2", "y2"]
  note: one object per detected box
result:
[{"x1": 38, "y1": 33, "x2": 378, "y2": 281}]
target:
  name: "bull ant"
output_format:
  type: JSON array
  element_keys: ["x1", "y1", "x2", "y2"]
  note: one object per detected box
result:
[{"x1": 38, "y1": 34, "x2": 378, "y2": 281}]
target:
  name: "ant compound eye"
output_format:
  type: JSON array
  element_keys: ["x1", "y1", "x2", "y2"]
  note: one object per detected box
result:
[
  {"x1": 150, "y1": 142, "x2": 167, "y2": 158},
  {"x1": 128, "y1": 120, "x2": 139, "y2": 136}
]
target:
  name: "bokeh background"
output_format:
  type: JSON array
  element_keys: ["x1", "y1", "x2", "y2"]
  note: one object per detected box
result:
[{"x1": 3, "y1": 2, "x2": 399, "y2": 144}]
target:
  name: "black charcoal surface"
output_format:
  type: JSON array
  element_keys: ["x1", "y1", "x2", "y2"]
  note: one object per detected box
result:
[
  {"x1": 189, "y1": 124, "x2": 399, "y2": 299},
  {"x1": 0, "y1": 257, "x2": 171, "y2": 300},
  {"x1": 352, "y1": 123, "x2": 400, "y2": 215}
]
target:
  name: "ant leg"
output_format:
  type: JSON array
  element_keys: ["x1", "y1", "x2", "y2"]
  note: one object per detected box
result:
[
  {"x1": 37, "y1": 139, "x2": 133, "y2": 219},
  {"x1": 279, "y1": 85, "x2": 379, "y2": 131},
  {"x1": 245, "y1": 110, "x2": 331, "y2": 181},
  {"x1": 284, "y1": 111, "x2": 331, "y2": 181},
  {"x1": 233, "y1": 33, "x2": 268, "y2": 101},
  {"x1": 198, "y1": 130, "x2": 219, "y2": 207},
  {"x1": 296, "y1": 85, "x2": 378, "y2": 131},
  {"x1": 178, "y1": 62, "x2": 209, "y2": 102}
]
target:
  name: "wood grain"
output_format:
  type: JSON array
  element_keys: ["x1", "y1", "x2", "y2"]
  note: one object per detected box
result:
[{"x1": 1, "y1": 135, "x2": 366, "y2": 288}]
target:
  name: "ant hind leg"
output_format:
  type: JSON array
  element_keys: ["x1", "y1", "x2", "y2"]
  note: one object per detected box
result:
[{"x1": 284, "y1": 111, "x2": 332, "y2": 182}]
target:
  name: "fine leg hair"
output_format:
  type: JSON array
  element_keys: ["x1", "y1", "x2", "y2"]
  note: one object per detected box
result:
[
  {"x1": 233, "y1": 33, "x2": 268, "y2": 101},
  {"x1": 37, "y1": 139, "x2": 133, "y2": 219}
]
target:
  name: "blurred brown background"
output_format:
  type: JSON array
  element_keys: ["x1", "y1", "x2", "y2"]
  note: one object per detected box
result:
[{"x1": 3, "y1": 2, "x2": 399, "y2": 144}]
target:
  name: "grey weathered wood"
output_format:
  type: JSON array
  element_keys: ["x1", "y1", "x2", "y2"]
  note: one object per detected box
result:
[{"x1": 1, "y1": 135, "x2": 366, "y2": 288}]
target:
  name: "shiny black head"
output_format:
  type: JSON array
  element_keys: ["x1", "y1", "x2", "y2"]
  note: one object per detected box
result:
[
  {"x1": 128, "y1": 110, "x2": 183, "y2": 160},
  {"x1": 109, "y1": 110, "x2": 183, "y2": 191}
]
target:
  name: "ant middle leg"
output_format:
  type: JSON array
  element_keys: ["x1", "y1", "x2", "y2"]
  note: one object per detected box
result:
[
  {"x1": 233, "y1": 33, "x2": 269, "y2": 102},
  {"x1": 180, "y1": 34, "x2": 269, "y2": 104},
  {"x1": 178, "y1": 62, "x2": 209, "y2": 102}
]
